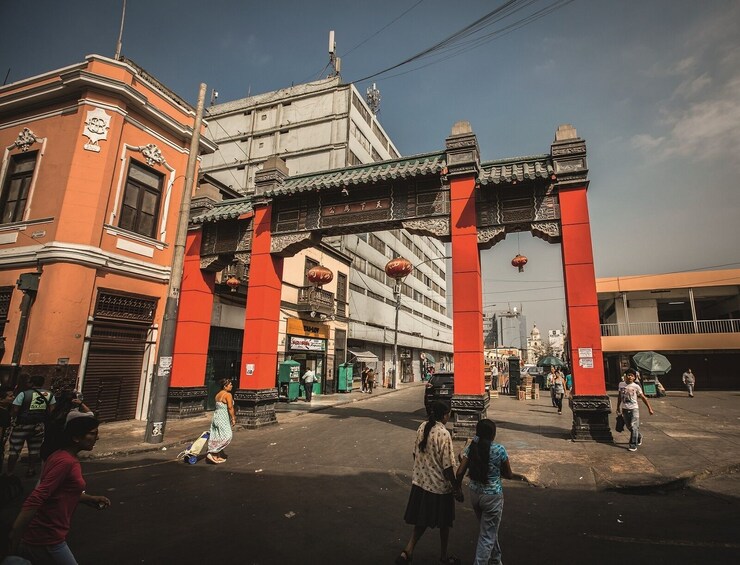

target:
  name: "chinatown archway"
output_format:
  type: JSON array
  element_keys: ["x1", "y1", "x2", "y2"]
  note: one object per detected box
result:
[{"x1": 171, "y1": 122, "x2": 611, "y2": 441}]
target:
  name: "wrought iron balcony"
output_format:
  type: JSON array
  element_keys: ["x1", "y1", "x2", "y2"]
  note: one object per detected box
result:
[
  {"x1": 601, "y1": 319, "x2": 740, "y2": 336},
  {"x1": 296, "y1": 286, "x2": 335, "y2": 316}
]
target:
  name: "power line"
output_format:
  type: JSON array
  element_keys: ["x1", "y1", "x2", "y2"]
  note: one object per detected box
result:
[
  {"x1": 342, "y1": 0, "x2": 427, "y2": 58},
  {"x1": 350, "y1": 0, "x2": 575, "y2": 84}
]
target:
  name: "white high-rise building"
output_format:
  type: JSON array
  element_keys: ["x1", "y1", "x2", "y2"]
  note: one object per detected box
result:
[{"x1": 200, "y1": 77, "x2": 453, "y2": 388}]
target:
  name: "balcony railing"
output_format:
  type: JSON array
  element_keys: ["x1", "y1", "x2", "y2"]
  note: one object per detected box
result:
[
  {"x1": 601, "y1": 319, "x2": 740, "y2": 337},
  {"x1": 296, "y1": 286, "x2": 335, "y2": 316}
]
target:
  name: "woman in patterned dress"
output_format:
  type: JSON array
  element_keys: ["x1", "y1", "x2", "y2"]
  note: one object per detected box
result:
[
  {"x1": 206, "y1": 379, "x2": 236, "y2": 464},
  {"x1": 396, "y1": 401, "x2": 463, "y2": 565}
]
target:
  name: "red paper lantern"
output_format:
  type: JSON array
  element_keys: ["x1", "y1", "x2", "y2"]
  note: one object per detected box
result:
[
  {"x1": 385, "y1": 257, "x2": 413, "y2": 280},
  {"x1": 225, "y1": 275, "x2": 240, "y2": 291},
  {"x1": 511, "y1": 254, "x2": 528, "y2": 273},
  {"x1": 307, "y1": 265, "x2": 333, "y2": 286}
]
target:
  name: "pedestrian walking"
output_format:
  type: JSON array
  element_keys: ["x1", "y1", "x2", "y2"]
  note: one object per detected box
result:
[
  {"x1": 564, "y1": 368, "x2": 573, "y2": 396},
  {"x1": 302, "y1": 367, "x2": 317, "y2": 402},
  {"x1": 491, "y1": 365, "x2": 499, "y2": 392},
  {"x1": 682, "y1": 368, "x2": 696, "y2": 397},
  {"x1": 206, "y1": 378, "x2": 236, "y2": 465},
  {"x1": 617, "y1": 370, "x2": 654, "y2": 452},
  {"x1": 547, "y1": 367, "x2": 557, "y2": 406},
  {"x1": 40, "y1": 390, "x2": 92, "y2": 463},
  {"x1": 551, "y1": 371, "x2": 566, "y2": 415},
  {"x1": 1, "y1": 385, "x2": 15, "y2": 475},
  {"x1": 456, "y1": 419, "x2": 514, "y2": 565},
  {"x1": 8, "y1": 415, "x2": 110, "y2": 564},
  {"x1": 366, "y1": 367, "x2": 376, "y2": 394},
  {"x1": 7, "y1": 375, "x2": 56, "y2": 477},
  {"x1": 396, "y1": 401, "x2": 462, "y2": 565},
  {"x1": 361, "y1": 366, "x2": 369, "y2": 393}
]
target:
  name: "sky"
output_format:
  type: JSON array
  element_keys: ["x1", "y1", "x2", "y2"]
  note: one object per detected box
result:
[{"x1": 2, "y1": 0, "x2": 739, "y2": 334}]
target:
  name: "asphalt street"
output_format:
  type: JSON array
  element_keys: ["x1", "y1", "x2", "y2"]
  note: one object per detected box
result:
[{"x1": 3, "y1": 387, "x2": 738, "y2": 564}]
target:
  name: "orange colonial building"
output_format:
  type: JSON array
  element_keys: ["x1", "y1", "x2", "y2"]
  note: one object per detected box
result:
[
  {"x1": 597, "y1": 269, "x2": 740, "y2": 389},
  {"x1": 0, "y1": 55, "x2": 215, "y2": 421}
]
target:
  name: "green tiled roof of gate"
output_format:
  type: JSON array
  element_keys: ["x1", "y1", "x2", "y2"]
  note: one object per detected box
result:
[
  {"x1": 479, "y1": 154, "x2": 553, "y2": 185},
  {"x1": 265, "y1": 151, "x2": 447, "y2": 196},
  {"x1": 191, "y1": 197, "x2": 253, "y2": 224}
]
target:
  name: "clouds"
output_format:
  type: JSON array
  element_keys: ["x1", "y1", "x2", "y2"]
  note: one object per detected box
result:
[{"x1": 630, "y1": 8, "x2": 740, "y2": 165}]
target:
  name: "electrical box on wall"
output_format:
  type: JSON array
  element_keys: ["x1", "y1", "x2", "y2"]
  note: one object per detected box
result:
[{"x1": 17, "y1": 272, "x2": 41, "y2": 292}]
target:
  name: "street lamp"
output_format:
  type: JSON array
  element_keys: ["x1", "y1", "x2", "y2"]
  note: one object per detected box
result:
[{"x1": 385, "y1": 257, "x2": 413, "y2": 389}]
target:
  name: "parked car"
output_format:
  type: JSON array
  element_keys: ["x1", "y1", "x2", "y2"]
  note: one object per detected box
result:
[
  {"x1": 423, "y1": 372, "x2": 490, "y2": 412},
  {"x1": 424, "y1": 372, "x2": 455, "y2": 410}
]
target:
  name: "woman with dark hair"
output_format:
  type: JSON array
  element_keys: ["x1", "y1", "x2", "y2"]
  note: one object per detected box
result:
[
  {"x1": 396, "y1": 401, "x2": 462, "y2": 565},
  {"x1": 9, "y1": 416, "x2": 110, "y2": 564},
  {"x1": 456, "y1": 419, "x2": 513, "y2": 565},
  {"x1": 206, "y1": 378, "x2": 236, "y2": 464}
]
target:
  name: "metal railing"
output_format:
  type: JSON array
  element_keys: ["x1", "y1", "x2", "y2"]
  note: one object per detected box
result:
[{"x1": 601, "y1": 319, "x2": 740, "y2": 336}]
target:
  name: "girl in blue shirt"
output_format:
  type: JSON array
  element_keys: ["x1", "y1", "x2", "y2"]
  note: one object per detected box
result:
[{"x1": 456, "y1": 419, "x2": 513, "y2": 565}]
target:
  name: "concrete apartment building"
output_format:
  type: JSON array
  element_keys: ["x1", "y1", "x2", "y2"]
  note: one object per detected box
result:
[{"x1": 199, "y1": 76, "x2": 453, "y2": 387}]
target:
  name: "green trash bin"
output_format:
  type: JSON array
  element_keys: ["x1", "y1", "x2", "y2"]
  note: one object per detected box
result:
[
  {"x1": 338, "y1": 363, "x2": 354, "y2": 393},
  {"x1": 278, "y1": 360, "x2": 301, "y2": 402},
  {"x1": 641, "y1": 377, "x2": 657, "y2": 397}
]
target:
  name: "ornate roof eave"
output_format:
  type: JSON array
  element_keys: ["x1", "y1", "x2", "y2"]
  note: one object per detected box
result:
[
  {"x1": 478, "y1": 154, "x2": 554, "y2": 186},
  {"x1": 191, "y1": 197, "x2": 253, "y2": 224},
  {"x1": 265, "y1": 151, "x2": 447, "y2": 197}
]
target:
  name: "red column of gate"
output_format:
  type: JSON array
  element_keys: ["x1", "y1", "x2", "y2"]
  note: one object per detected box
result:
[
  {"x1": 449, "y1": 174, "x2": 485, "y2": 395},
  {"x1": 559, "y1": 186, "x2": 606, "y2": 396},
  {"x1": 241, "y1": 204, "x2": 284, "y2": 390},
  {"x1": 171, "y1": 229, "x2": 215, "y2": 387}
]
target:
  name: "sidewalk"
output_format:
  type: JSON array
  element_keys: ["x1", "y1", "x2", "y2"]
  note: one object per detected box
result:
[
  {"x1": 491, "y1": 388, "x2": 740, "y2": 492},
  {"x1": 84, "y1": 382, "x2": 409, "y2": 460},
  {"x1": 85, "y1": 384, "x2": 740, "y2": 492}
]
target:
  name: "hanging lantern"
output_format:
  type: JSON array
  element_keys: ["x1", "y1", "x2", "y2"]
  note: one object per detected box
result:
[
  {"x1": 385, "y1": 257, "x2": 413, "y2": 280},
  {"x1": 511, "y1": 254, "x2": 528, "y2": 273},
  {"x1": 225, "y1": 275, "x2": 241, "y2": 292},
  {"x1": 307, "y1": 265, "x2": 333, "y2": 286}
]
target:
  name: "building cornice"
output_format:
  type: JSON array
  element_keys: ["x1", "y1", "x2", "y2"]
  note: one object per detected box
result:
[
  {"x1": 0, "y1": 57, "x2": 216, "y2": 154},
  {"x1": 0, "y1": 242, "x2": 171, "y2": 282}
]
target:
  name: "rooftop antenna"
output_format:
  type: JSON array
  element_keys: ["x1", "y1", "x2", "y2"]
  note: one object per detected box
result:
[
  {"x1": 328, "y1": 31, "x2": 341, "y2": 78},
  {"x1": 114, "y1": 0, "x2": 127, "y2": 60},
  {"x1": 366, "y1": 82, "x2": 381, "y2": 115}
]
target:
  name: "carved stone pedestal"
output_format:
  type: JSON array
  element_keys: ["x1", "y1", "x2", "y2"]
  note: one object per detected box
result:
[
  {"x1": 451, "y1": 393, "x2": 490, "y2": 440},
  {"x1": 233, "y1": 388, "x2": 278, "y2": 429},
  {"x1": 166, "y1": 386, "x2": 207, "y2": 419},
  {"x1": 570, "y1": 395, "x2": 614, "y2": 442}
]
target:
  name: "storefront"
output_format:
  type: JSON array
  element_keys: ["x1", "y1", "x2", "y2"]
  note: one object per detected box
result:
[{"x1": 285, "y1": 318, "x2": 329, "y2": 394}]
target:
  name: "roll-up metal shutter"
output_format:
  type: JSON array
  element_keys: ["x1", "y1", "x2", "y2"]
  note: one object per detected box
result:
[{"x1": 82, "y1": 322, "x2": 148, "y2": 422}]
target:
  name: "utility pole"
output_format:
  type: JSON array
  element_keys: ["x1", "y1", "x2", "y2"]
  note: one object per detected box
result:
[
  {"x1": 145, "y1": 82, "x2": 207, "y2": 444},
  {"x1": 392, "y1": 283, "x2": 401, "y2": 389}
]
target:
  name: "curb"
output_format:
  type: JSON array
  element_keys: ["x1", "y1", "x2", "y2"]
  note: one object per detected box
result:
[
  {"x1": 83, "y1": 385, "x2": 408, "y2": 461},
  {"x1": 601, "y1": 462, "x2": 740, "y2": 494}
]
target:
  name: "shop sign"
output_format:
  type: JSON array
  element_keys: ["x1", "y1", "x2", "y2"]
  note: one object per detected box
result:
[
  {"x1": 287, "y1": 318, "x2": 329, "y2": 338},
  {"x1": 289, "y1": 336, "x2": 326, "y2": 351}
]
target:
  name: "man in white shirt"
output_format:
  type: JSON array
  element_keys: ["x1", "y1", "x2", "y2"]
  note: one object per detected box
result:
[
  {"x1": 617, "y1": 370, "x2": 654, "y2": 452},
  {"x1": 302, "y1": 368, "x2": 317, "y2": 402}
]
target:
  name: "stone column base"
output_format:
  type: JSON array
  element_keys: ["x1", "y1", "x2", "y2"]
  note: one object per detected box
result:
[
  {"x1": 570, "y1": 395, "x2": 614, "y2": 442},
  {"x1": 451, "y1": 393, "x2": 490, "y2": 440},
  {"x1": 234, "y1": 388, "x2": 278, "y2": 429},
  {"x1": 166, "y1": 386, "x2": 207, "y2": 419}
]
